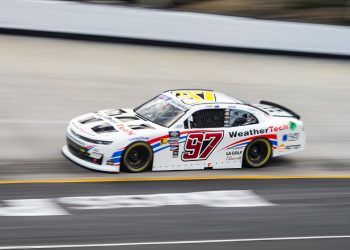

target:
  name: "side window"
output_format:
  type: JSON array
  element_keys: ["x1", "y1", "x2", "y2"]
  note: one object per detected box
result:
[
  {"x1": 229, "y1": 109, "x2": 258, "y2": 127},
  {"x1": 184, "y1": 109, "x2": 225, "y2": 129}
]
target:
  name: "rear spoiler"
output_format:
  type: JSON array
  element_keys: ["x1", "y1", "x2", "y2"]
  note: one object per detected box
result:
[{"x1": 260, "y1": 100, "x2": 301, "y2": 120}]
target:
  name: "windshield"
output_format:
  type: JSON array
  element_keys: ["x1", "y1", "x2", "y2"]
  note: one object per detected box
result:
[{"x1": 135, "y1": 95, "x2": 187, "y2": 127}]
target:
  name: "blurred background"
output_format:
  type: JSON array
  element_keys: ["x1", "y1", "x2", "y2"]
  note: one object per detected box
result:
[
  {"x1": 0, "y1": 0, "x2": 349, "y2": 249},
  {"x1": 82, "y1": 0, "x2": 350, "y2": 25}
]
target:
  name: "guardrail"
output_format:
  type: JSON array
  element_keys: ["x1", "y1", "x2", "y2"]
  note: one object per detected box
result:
[{"x1": 1, "y1": 0, "x2": 349, "y2": 58}]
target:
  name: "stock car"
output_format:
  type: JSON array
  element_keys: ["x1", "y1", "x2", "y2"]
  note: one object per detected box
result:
[{"x1": 62, "y1": 89, "x2": 305, "y2": 173}]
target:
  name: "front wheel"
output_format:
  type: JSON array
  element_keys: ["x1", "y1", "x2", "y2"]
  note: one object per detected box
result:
[
  {"x1": 243, "y1": 138, "x2": 272, "y2": 168},
  {"x1": 122, "y1": 142, "x2": 153, "y2": 173}
]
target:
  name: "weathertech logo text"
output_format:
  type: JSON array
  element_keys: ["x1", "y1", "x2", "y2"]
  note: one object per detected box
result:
[{"x1": 229, "y1": 125, "x2": 288, "y2": 138}]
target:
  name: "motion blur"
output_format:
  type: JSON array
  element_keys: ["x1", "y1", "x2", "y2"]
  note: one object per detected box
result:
[{"x1": 0, "y1": 0, "x2": 349, "y2": 250}]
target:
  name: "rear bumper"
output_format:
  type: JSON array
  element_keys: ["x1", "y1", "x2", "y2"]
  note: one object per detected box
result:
[{"x1": 62, "y1": 145, "x2": 120, "y2": 173}]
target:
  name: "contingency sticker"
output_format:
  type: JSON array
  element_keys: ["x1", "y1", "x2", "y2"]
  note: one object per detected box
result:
[{"x1": 169, "y1": 131, "x2": 180, "y2": 158}]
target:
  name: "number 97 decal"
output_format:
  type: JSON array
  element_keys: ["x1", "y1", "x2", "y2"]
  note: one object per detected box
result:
[{"x1": 182, "y1": 131, "x2": 224, "y2": 161}]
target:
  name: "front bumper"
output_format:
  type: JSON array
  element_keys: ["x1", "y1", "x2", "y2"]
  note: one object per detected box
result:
[
  {"x1": 62, "y1": 145, "x2": 120, "y2": 173},
  {"x1": 66, "y1": 136, "x2": 103, "y2": 165}
]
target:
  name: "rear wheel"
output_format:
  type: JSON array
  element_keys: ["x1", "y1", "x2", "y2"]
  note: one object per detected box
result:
[
  {"x1": 122, "y1": 142, "x2": 153, "y2": 173},
  {"x1": 243, "y1": 138, "x2": 272, "y2": 168}
]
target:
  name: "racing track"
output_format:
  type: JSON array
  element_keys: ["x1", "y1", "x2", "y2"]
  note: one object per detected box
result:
[
  {"x1": 0, "y1": 34, "x2": 350, "y2": 249},
  {"x1": 0, "y1": 179, "x2": 350, "y2": 250}
]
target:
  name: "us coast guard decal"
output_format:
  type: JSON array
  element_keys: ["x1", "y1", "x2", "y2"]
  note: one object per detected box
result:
[{"x1": 182, "y1": 131, "x2": 224, "y2": 161}]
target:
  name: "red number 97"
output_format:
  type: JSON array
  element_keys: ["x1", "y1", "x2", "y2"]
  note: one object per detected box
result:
[{"x1": 182, "y1": 131, "x2": 223, "y2": 161}]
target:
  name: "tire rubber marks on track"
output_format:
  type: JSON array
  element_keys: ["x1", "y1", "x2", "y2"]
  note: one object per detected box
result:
[{"x1": 0, "y1": 190, "x2": 274, "y2": 216}]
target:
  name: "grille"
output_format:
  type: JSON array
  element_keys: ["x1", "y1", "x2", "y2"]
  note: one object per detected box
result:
[{"x1": 66, "y1": 137, "x2": 103, "y2": 165}]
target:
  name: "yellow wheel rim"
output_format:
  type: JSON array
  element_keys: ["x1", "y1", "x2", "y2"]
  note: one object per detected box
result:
[
  {"x1": 123, "y1": 142, "x2": 153, "y2": 173},
  {"x1": 245, "y1": 138, "x2": 272, "y2": 168}
]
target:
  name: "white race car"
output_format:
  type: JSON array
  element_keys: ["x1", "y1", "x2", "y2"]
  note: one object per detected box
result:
[{"x1": 62, "y1": 89, "x2": 305, "y2": 173}]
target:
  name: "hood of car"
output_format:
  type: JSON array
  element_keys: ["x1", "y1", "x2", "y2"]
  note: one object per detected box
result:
[{"x1": 70, "y1": 108, "x2": 159, "y2": 141}]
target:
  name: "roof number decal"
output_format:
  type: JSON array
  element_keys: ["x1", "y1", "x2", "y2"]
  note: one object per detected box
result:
[{"x1": 171, "y1": 90, "x2": 216, "y2": 104}]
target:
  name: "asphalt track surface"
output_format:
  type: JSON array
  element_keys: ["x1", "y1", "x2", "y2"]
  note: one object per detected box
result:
[
  {"x1": 0, "y1": 179, "x2": 350, "y2": 250},
  {"x1": 0, "y1": 34, "x2": 350, "y2": 249}
]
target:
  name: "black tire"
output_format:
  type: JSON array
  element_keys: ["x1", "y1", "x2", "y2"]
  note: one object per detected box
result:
[
  {"x1": 122, "y1": 142, "x2": 153, "y2": 173},
  {"x1": 243, "y1": 138, "x2": 272, "y2": 168}
]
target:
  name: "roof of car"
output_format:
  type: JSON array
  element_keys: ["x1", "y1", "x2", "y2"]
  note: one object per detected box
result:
[{"x1": 163, "y1": 89, "x2": 243, "y2": 106}]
